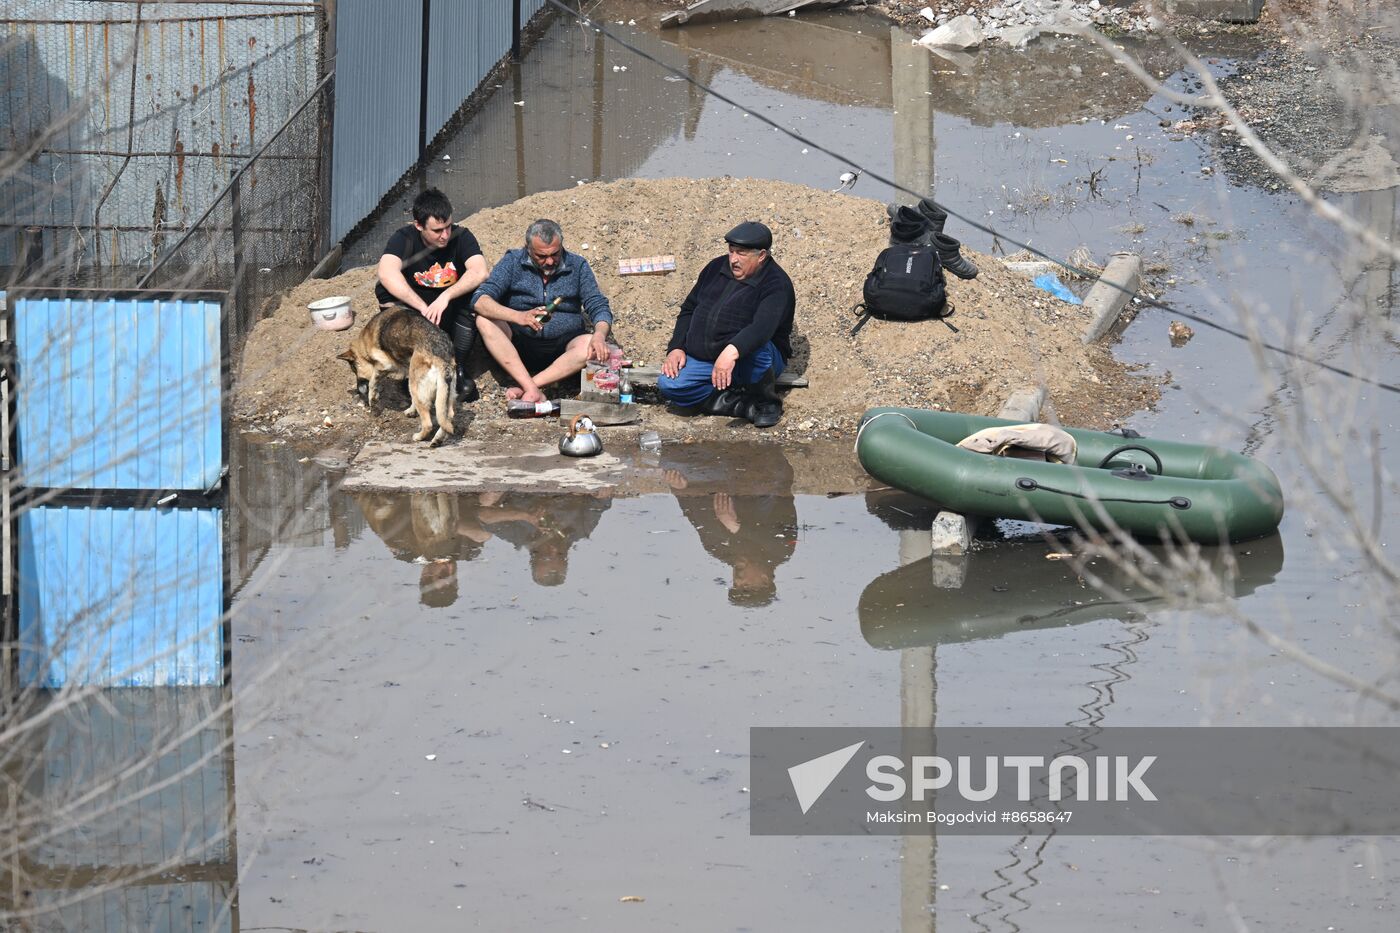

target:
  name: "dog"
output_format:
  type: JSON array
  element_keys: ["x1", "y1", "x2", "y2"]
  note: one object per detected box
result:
[{"x1": 337, "y1": 305, "x2": 457, "y2": 446}]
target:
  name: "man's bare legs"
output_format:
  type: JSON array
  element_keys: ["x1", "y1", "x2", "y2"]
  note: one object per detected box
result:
[{"x1": 478, "y1": 320, "x2": 592, "y2": 403}]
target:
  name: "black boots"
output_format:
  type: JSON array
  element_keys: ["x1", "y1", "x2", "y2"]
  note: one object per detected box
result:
[
  {"x1": 702, "y1": 387, "x2": 746, "y2": 417},
  {"x1": 701, "y1": 369, "x2": 783, "y2": 428},
  {"x1": 738, "y1": 367, "x2": 783, "y2": 429},
  {"x1": 456, "y1": 374, "x2": 479, "y2": 404},
  {"x1": 888, "y1": 205, "x2": 933, "y2": 246},
  {"x1": 935, "y1": 234, "x2": 979, "y2": 280},
  {"x1": 452, "y1": 315, "x2": 479, "y2": 403},
  {"x1": 887, "y1": 198, "x2": 980, "y2": 279}
]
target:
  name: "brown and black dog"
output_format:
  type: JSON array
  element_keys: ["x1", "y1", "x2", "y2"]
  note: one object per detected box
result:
[{"x1": 337, "y1": 306, "x2": 457, "y2": 446}]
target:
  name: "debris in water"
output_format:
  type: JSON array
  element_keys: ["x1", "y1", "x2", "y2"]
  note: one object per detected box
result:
[
  {"x1": 425, "y1": 754, "x2": 437, "y2": 761},
  {"x1": 619, "y1": 895, "x2": 645, "y2": 903},
  {"x1": 1046, "y1": 552, "x2": 1073, "y2": 560}
]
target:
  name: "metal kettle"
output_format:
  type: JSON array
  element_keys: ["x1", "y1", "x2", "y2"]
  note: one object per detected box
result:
[{"x1": 559, "y1": 414, "x2": 603, "y2": 458}]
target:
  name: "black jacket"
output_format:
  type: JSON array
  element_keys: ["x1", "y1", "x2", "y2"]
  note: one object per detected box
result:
[{"x1": 667, "y1": 256, "x2": 795, "y2": 362}]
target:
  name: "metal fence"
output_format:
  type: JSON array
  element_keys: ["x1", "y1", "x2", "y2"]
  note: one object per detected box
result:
[
  {"x1": 135, "y1": 73, "x2": 331, "y2": 345},
  {"x1": 3, "y1": 0, "x2": 558, "y2": 350},
  {"x1": 0, "y1": 1, "x2": 324, "y2": 282},
  {"x1": 327, "y1": 0, "x2": 549, "y2": 243}
]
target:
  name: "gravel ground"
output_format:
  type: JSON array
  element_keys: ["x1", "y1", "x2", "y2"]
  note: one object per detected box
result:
[
  {"x1": 235, "y1": 178, "x2": 1155, "y2": 452},
  {"x1": 1189, "y1": 25, "x2": 1400, "y2": 193}
]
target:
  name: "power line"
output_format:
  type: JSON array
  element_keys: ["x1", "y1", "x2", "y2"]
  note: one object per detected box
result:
[{"x1": 540, "y1": 0, "x2": 1400, "y2": 396}]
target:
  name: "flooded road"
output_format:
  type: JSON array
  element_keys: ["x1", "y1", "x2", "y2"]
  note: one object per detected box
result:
[
  {"x1": 247, "y1": 1, "x2": 1400, "y2": 929},
  {"x1": 21, "y1": 0, "x2": 1397, "y2": 929}
]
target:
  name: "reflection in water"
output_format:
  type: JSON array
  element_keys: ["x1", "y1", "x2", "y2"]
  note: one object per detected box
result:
[
  {"x1": 859, "y1": 534, "x2": 1286, "y2": 651},
  {"x1": 659, "y1": 14, "x2": 1188, "y2": 126},
  {"x1": 660, "y1": 444, "x2": 798, "y2": 606},
  {"x1": 0, "y1": 688, "x2": 237, "y2": 929},
  {"x1": 352, "y1": 490, "x2": 614, "y2": 603},
  {"x1": 859, "y1": 490, "x2": 1284, "y2": 932},
  {"x1": 227, "y1": 433, "x2": 363, "y2": 595}
]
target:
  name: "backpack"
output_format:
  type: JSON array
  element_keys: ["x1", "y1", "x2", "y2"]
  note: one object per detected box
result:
[{"x1": 851, "y1": 243, "x2": 956, "y2": 335}]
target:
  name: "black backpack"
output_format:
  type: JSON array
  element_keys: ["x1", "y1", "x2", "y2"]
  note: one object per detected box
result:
[{"x1": 851, "y1": 243, "x2": 956, "y2": 335}]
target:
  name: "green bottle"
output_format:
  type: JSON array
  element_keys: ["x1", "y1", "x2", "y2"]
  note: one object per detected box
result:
[{"x1": 537, "y1": 296, "x2": 561, "y2": 322}]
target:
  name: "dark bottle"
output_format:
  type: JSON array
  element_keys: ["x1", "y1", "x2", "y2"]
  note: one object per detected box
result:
[
  {"x1": 507, "y1": 399, "x2": 562, "y2": 418},
  {"x1": 536, "y1": 296, "x2": 562, "y2": 322}
]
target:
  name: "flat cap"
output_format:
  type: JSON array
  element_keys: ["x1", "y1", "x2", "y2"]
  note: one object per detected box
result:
[{"x1": 724, "y1": 220, "x2": 772, "y2": 250}]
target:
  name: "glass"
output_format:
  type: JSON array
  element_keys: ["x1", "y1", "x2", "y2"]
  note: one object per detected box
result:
[{"x1": 639, "y1": 431, "x2": 662, "y2": 452}]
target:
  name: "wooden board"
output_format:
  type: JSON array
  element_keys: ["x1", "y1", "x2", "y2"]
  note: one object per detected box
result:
[{"x1": 625, "y1": 365, "x2": 808, "y2": 388}]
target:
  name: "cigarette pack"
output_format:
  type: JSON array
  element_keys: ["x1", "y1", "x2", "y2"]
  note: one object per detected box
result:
[{"x1": 618, "y1": 255, "x2": 677, "y2": 276}]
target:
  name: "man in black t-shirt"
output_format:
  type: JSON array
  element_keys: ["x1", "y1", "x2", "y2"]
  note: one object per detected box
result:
[{"x1": 375, "y1": 188, "x2": 491, "y2": 403}]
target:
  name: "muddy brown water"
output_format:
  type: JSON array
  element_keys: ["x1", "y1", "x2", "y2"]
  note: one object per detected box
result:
[{"x1": 37, "y1": 1, "x2": 1400, "y2": 929}]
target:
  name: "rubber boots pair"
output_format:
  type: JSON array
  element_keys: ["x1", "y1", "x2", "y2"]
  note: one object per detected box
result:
[
  {"x1": 885, "y1": 198, "x2": 979, "y2": 280},
  {"x1": 700, "y1": 367, "x2": 782, "y2": 428}
]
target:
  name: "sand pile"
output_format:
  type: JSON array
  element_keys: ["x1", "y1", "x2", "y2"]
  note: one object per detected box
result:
[{"x1": 235, "y1": 177, "x2": 1156, "y2": 447}]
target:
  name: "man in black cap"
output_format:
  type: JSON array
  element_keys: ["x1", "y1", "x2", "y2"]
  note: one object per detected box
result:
[{"x1": 658, "y1": 221, "x2": 795, "y2": 428}]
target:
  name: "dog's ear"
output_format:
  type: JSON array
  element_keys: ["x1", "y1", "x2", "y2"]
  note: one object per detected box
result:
[{"x1": 336, "y1": 348, "x2": 356, "y2": 362}]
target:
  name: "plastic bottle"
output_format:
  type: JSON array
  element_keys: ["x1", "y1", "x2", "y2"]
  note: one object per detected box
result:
[
  {"x1": 507, "y1": 399, "x2": 561, "y2": 418},
  {"x1": 619, "y1": 371, "x2": 633, "y2": 405}
]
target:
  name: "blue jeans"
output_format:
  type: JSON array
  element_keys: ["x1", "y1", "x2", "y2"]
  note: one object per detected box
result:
[{"x1": 657, "y1": 342, "x2": 785, "y2": 407}]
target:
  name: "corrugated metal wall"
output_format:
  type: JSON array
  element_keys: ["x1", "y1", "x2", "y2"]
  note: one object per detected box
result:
[
  {"x1": 18, "y1": 505, "x2": 224, "y2": 686},
  {"x1": 12, "y1": 295, "x2": 222, "y2": 491},
  {"x1": 430, "y1": 18, "x2": 694, "y2": 210},
  {"x1": 8, "y1": 292, "x2": 227, "y2": 689},
  {"x1": 342, "y1": 10, "x2": 697, "y2": 261},
  {"x1": 329, "y1": 0, "x2": 550, "y2": 242},
  {"x1": 0, "y1": 1, "x2": 322, "y2": 273}
]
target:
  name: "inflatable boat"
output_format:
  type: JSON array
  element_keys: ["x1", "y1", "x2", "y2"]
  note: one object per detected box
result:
[{"x1": 856, "y1": 408, "x2": 1284, "y2": 544}]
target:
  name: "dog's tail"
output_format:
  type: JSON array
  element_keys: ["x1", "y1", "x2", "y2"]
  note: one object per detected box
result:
[{"x1": 431, "y1": 364, "x2": 455, "y2": 446}]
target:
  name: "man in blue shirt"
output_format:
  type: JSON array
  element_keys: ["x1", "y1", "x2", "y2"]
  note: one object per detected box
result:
[
  {"x1": 471, "y1": 219, "x2": 614, "y2": 405},
  {"x1": 659, "y1": 221, "x2": 794, "y2": 428}
]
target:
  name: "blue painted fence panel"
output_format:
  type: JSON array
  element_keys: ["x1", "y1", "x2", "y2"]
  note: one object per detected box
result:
[
  {"x1": 13, "y1": 296, "x2": 222, "y2": 491},
  {"x1": 18, "y1": 506, "x2": 224, "y2": 687}
]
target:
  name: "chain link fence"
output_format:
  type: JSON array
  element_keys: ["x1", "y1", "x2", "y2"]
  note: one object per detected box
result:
[
  {"x1": 136, "y1": 72, "x2": 330, "y2": 347},
  {"x1": 1, "y1": 1, "x2": 324, "y2": 308}
]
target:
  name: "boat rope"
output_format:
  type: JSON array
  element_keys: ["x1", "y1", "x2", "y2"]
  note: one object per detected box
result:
[
  {"x1": 540, "y1": 0, "x2": 1400, "y2": 396},
  {"x1": 1015, "y1": 476, "x2": 1192, "y2": 510}
]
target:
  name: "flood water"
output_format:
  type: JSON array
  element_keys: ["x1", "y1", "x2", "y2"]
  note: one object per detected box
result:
[{"x1": 25, "y1": 0, "x2": 1400, "y2": 929}]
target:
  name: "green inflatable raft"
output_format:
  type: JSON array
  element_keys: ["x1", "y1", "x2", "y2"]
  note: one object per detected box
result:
[{"x1": 856, "y1": 408, "x2": 1285, "y2": 544}]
